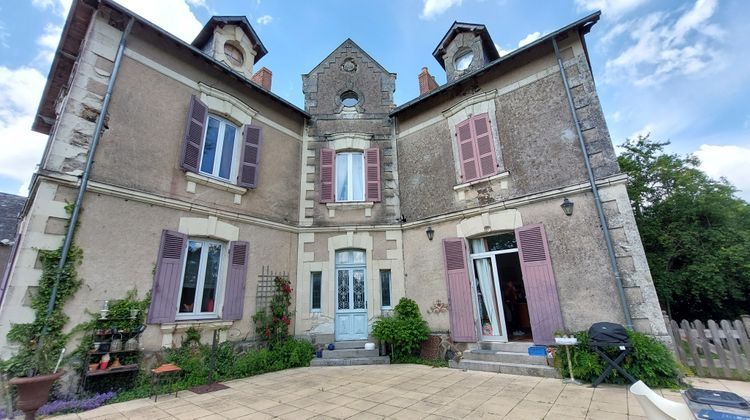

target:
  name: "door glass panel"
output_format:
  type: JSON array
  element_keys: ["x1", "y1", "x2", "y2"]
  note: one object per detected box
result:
[
  {"x1": 201, "y1": 243, "x2": 221, "y2": 312},
  {"x1": 337, "y1": 270, "x2": 350, "y2": 310},
  {"x1": 336, "y1": 250, "x2": 350, "y2": 264},
  {"x1": 353, "y1": 269, "x2": 365, "y2": 309},
  {"x1": 474, "y1": 257, "x2": 502, "y2": 337},
  {"x1": 180, "y1": 241, "x2": 202, "y2": 313},
  {"x1": 351, "y1": 250, "x2": 365, "y2": 264}
]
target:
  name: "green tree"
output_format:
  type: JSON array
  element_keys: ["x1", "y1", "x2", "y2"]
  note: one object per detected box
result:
[{"x1": 618, "y1": 136, "x2": 750, "y2": 321}]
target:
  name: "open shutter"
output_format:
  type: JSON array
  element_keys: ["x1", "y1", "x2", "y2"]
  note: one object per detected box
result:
[
  {"x1": 473, "y1": 114, "x2": 498, "y2": 178},
  {"x1": 456, "y1": 118, "x2": 479, "y2": 181},
  {"x1": 0, "y1": 234, "x2": 21, "y2": 308},
  {"x1": 319, "y1": 148, "x2": 335, "y2": 203},
  {"x1": 515, "y1": 224, "x2": 564, "y2": 345},
  {"x1": 442, "y1": 238, "x2": 477, "y2": 342},
  {"x1": 223, "y1": 241, "x2": 249, "y2": 320},
  {"x1": 239, "y1": 125, "x2": 262, "y2": 188},
  {"x1": 180, "y1": 95, "x2": 208, "y2": 173},
  {"x1": 365, "y1": 148, "x2": 381, "y2": 202},
  {"x1": 147, "y1": 230, "x2": 187, "y2": 324}
]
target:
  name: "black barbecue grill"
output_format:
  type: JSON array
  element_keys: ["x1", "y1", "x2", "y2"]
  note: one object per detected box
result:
[{"x1": 588, "y1": 322, "x2": 638, "y2": 387}]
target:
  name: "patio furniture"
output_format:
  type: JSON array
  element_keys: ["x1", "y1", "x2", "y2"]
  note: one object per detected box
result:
[
  {"x1": 588, "y1": 322, "x2": 637, "y2": 387},
  {"x1": 150, "y1": 363, "x2": 182, "y2": 402},
  {"x1": 683, "y1": 388, "x2": 750, "y2": 419},
  {"x1": 629, "y1": 380, "x2": 693, "y2": 420}
]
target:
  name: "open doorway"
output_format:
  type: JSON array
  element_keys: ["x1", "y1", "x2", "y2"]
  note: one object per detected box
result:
[{"x1": 469, "y1": 233, "x2": 532, "y2": 342}]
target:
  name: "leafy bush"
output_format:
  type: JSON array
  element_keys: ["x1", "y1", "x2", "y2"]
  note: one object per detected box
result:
[
  {"x1": 372, "y1": 298, "x2": 430, "y2": 360},
  {"x1": 554, "y1": 330, "x2": 684, "y2": 388},
  {"x1": 253, "y1": 276, "x2": 294, "y2": 346}
]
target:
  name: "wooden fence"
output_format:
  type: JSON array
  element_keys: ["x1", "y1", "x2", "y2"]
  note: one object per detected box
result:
[{"x1": 665, "y1": 314, "x2": 750, "y2": 379}]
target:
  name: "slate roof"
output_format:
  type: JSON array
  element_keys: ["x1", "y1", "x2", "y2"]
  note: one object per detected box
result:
[{"x1": 0, "y1": 192, "x2": 25, "y2": 243}]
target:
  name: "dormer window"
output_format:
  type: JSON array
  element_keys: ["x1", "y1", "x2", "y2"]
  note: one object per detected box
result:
[
  {"x1": 454, "y1": 49, "x2": 474, "y2": 71},
  {"x1": 223, "y1": 43, "x2": 244, "y2": 67}
]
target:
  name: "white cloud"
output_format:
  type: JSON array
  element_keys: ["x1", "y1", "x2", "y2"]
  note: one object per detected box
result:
[
  {"x1": 517, "y1": 31, "x2": 542, "y2": 48},
  {"x1": 0, "y1": 67, "x2": 49, "y2": 195},
  {"x1": 420, "y1": 0, "x2": 462, "y2": 20},
  {"x1": 603, "y1": 0, "x2": 725, "y2": 87},
  {"x1": 116, "y1": 0, "x2": 203, "y2": 43},
  {"x1": 35, "y1": 24, "x2": 62, "y2": 65},
  {"x1": 494, "y1": 43, "x2": 511, "y2": 57},
  {"x1": 31, "y1": 0, "x2": 73, "y2": 17},
  {"x1": 695, "y1": 144, "x2": 750, "y2": 199},
  {"x1": 256, "y1": 15, "x2": 273, "y2": 25},
  {"x1": 574, "y1": 0, "x2": 647, "y2": 19}
]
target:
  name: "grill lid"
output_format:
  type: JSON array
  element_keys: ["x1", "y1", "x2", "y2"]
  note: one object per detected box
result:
[{"x1": 588, "y1": 322, "x2": 629, "y2": 344}]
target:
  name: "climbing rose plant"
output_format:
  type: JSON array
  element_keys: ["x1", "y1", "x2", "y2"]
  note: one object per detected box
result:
[{"x1": 252, "y1": 276, "x2": 294, "y2": 346}]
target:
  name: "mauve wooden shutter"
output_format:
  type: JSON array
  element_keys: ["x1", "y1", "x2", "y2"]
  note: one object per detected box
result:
[
  {"x1": 473, "y1": 113, "x2": 498, "y2": 178},
  {"x1": 147, "y1": 230, "x2": 188, "y2": 324},
  {"x1": 0, "y1": 234, "x2": 21, "y2": 308},
  {"x1": 223, "y1": 241, "x2": 249, "y2": 321},
  {"x1": 180, "y1": 95, "x2": 208, "y2": 173},
  {"x1": 365, "y1": 148, "x2": 381, "y2": 202},
  {"x1": 442, "y1": 238, "x2": 477, "y2": 342},
  {"x1": 319, "y1": 148, "x2": 335, "y2": 203},
  {"x1": 515, "y1": 224, "x2": 564, "y2": 345},
  {"x1": 456, "y1": 118, "x2": 479, "y2": 181},
  {"x1": 239, "y1": 125, "x2": 262, "y2": 188}
]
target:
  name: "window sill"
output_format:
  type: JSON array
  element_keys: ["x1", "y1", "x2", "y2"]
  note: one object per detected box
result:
[
  {"x1": 454, "y1": 171, "x2": 510, "y2": 192},
  {"x1": 325, "y1": 202, "x2": 374, "y2": 209},
  {"x1": 160, "y1": 320, "x2": 233, "y2": 332},
  {"x1": 185, "y1": 171, "x2": 247, "y2": 195}
]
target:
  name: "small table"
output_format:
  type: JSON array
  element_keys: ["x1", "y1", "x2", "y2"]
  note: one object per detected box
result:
[
  {"x1": 555, "y1": 336, "x2": 582, "y2": 385},
  {"x1": 150, "y1": 363, "x2": 182, "y2": 401}
]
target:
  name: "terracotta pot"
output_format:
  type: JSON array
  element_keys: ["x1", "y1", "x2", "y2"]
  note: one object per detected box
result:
[
  {"x1": 89, "y1": 363, "x2": 99, "y2": 372},
  {"x1": 9, "y1": 370, "x2": 64, "y2": 420}
]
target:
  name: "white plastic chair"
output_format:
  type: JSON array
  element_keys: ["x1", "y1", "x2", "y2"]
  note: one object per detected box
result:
[{"x1": 629, "y1": 380, "x2": 694, "y2": 420}]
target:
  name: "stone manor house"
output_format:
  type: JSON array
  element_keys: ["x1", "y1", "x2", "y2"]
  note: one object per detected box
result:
[{"x1": 0, "y1": 0, "x2": 667, "y2": 374}]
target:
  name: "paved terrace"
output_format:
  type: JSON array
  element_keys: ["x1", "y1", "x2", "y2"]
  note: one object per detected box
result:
[{"x1": 55, "y1": 365, "x2": 750, "y2": 419}]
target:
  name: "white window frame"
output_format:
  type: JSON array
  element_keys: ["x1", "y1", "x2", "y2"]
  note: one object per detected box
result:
[
  {"x1": 175, "y1": 238, "x2": 227, "y2": 321},
  {"x1": 335, "y1": 151, "x2": 365, "y2": 202},
  {"x1": 199, "y1": 114, "x2": 241, "y2": 183},
  {"x1": 310, "y1": 271, "x2": 322, "y2": 312},
  {"x1": 380, "y1": 269, "x2": 392, "y2": 310}
]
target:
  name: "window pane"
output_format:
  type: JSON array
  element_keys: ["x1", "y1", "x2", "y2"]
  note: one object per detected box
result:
[
  {"x1": 200, "y1": 117, "x2": 220, "y2": 174},
  {"x1": 337, "y1": 270, "x2": 350, "y2": 310},
  {"x1": 486, "y1": 233, "x2": 517, "y2": 251},
  {"x1": 200, "y1": 243, "x2": 221, "y2": 313},
  {"x1": 351, "y1": 153, "x2": 364, "y2": 201},
  {"x1": 351, "y1": 250, "x2": 365, "y2": 264},
  {"x1": 180, "y1": 241, "x2": 202, "y2": 313},
  {"x1": 380, "y1": 270, "x2": 391, "y2": 307},
  {"x1": 218, "y1": 124, "x2": 236, "y2": 180},
  {"x1": 311, "y1": 272, "x2": 321, "y2": 310},
  {"x1": 336, "y1": 153, "x2": 348, "y2": 200},
  {"x1": 353, "y1": 269, "x2": 365, "y2": 309}
]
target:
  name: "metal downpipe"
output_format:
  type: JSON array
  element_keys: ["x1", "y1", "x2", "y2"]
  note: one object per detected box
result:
[
  {"x1": 552, "y1": 37, "x2": 634, "y2": 329},
  {"x1": 40, "y1": 17, "x2": 135, "y2": 344}
]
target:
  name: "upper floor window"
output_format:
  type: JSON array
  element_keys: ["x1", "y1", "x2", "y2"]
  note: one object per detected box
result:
[
  {"x1": 455, "y1": 113, "x2": 499, "y2": 182},
  {"x1": 200, "y1": 115, "x2": 239, "y2": 181},
  {"x1": 336, "y1": 152, "x2": 364, "y2": 202}
]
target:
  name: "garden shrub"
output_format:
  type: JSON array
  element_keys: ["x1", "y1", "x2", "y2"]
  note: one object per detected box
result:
[
  {"x1": 372, "y1": 297, "x2": 430, "y2": 361},
  {"x1": 554, "y1": 330, "x2": 684, "y2": 388}
]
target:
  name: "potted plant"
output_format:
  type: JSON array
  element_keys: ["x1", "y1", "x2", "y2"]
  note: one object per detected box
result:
[{"x1": 7, "y1": 347, "x2": 66, "y2": 420}]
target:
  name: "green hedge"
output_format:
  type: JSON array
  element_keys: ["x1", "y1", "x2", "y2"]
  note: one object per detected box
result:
[{"x1": 554, "y1": 330, "x2": 684, "y2": 388}]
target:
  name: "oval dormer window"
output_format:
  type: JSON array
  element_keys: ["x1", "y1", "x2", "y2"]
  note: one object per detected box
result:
[
  {"x1": 224, "y1": 43, "x2": 244, "y2": 67},
  {"x1": 341, "y1": 91, "x2": 359, "y2": 107},
  {"x1": 454, "y1": 50, "x2": 474, "y2": 71}
]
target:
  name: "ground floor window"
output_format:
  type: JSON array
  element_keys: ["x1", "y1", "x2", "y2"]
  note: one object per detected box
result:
[
  {"x1": 177, "y1": 239, "x2": 224, "y2": 319},
  {"x1": 380, "y1": 269, "x2": 391, "y2": 309},
  {"x1": 311, "y1": 271, "x2": 321, "y2": 311}
]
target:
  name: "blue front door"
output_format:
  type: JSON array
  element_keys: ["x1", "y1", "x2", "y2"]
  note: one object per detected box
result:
[{"x1": 335, "y1": 267, "x2": 367, "y2": 341}]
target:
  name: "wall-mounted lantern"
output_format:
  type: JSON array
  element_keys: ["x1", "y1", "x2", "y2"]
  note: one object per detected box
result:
[
  {"x1": 561, "y1": 198, "x2": 574, "y2": 216},
  {"x1": 426, "y1": 226, "x2": 435, "y2": 241}
]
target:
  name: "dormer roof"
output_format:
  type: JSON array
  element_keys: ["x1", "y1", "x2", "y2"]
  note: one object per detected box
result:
[
  {"x1": 192, "y1": 16, "x2": 268, "y2": 62},
  {"x1": 432, "y1": 22, "x2": 499, "y2": 69}
]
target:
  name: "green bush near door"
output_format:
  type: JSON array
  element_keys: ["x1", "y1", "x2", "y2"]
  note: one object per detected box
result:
[{"x1": 372, "y1": 298, "x2": 430, "y2": 361}]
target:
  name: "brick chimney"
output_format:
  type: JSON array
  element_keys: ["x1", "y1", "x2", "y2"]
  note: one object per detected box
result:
[
  {"x1": 418, "y1": 67, "x2": 439, "y2": 95},
  {"x1": 251, "y1": 67, "x2": 272, "y2": 90}
]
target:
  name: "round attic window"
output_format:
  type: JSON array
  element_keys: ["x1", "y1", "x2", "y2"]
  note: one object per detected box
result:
[
  {"x1": 454, "y1": 49, "x2": 474, "y2": 71},
  {"x1": 223, "y1": 43, "x2": 244, "y2": 67},
  {"x1": 340, "y1": 91, "x2": 359, "y2": 107}
]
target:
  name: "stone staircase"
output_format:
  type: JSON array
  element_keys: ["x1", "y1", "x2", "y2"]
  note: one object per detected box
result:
[
  {"x1": 310, "y1": 340, "x2": 390, "y2": 367},
  {"x1": 449, "y1": 341, "x2": 560, "y2": 378}
]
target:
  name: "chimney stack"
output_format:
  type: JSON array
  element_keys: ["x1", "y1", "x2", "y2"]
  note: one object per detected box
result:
[
  {"x1": 418, "y1": 67, "x2": 439, "y2": 95},
  {"x1": 251, "y1": 67, "x2": 272, "y2": 91}
]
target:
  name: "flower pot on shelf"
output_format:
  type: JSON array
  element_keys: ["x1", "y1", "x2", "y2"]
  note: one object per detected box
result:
[
  {"x1": 9, "y1": 370, "x2": 64, "y2": 420},
  {"x1": 88, "y1": 363, "x2": 99, "y2": 372}
]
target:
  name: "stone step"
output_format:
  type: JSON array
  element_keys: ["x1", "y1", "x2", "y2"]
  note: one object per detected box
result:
[
  {"x1": 450, "y1": 359, "x2": 560, "y2": 378},
  {"x1": 473, "y1": 341, "x2": 535, "y2": 353},
  {"x1": 311, "y1": 356, "x2": 390, "y2": 367},
  {"x1": 322, "y1": 348, "x2": 379, "y2": 359},
  {"x1": 332, "y1": 340, "x2": 369, "y2": 350},
  {"x1": 462, "y1": 349, "x2": 548, "y2": 366}
]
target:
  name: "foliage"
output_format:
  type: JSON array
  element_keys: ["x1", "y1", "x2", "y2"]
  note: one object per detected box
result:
[
  {"x1": 391, "y1": 355, "x2": 448, "y2": 368},
  {"x1": 183, "y1": 326, "x2": 202, "y2": 347},
  {"x1": 252, "y1": 276, "x2": 294, "y2": 346},
  {"x1": 1, "y1": 244, "x2": 83, "y2": 377},
  {"x1": 618, "y1": 136, "x2": 750, "y2": 320},
  {"x1": 36, "y1": 391, "x2": 117, "y2": 416},
  {"x1": 111, "y1": 338, "x2": 314, "y2": 403},
  {"x1": 372, "y1": 298, "x2": 430, "y2": 360},
  {"x1": 554, "y1": 330, "x2": 683, "y2": 388}
]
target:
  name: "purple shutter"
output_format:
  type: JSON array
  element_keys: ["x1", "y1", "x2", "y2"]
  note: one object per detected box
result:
[
  {"x1": 473, "y1": 114, "x2": 498, "y2": 178},
  {"x1": 319, "y1": 148, "x2": 335, "y2": 203},
  {"x1": 180, "y1": 95, "x2": 208, "y2": 173},
  {"x1": 365, "y1": 148, "x2": 381, "y2": 202},
  {"x1": 223, "y1": 241, "x2": 249, "y2": 320},
  {"x1": 239, "y1": 125, "x2": 262, "y2": 188},
  {"x1": 456, "y1": 118, "x2": 478, "y2": 181},
  {"x1": 0, "y1": 234, "x2": 21, "y2": 308},
  {"x1": 442, "y1": 238, "x2": 477, "y2": 342},
  {"x1": 147, "y1": 230, "x2": 187, "y2": 324},
  {"x1": 515, "y1": 224, "x2": 564, "y2": 345}
]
